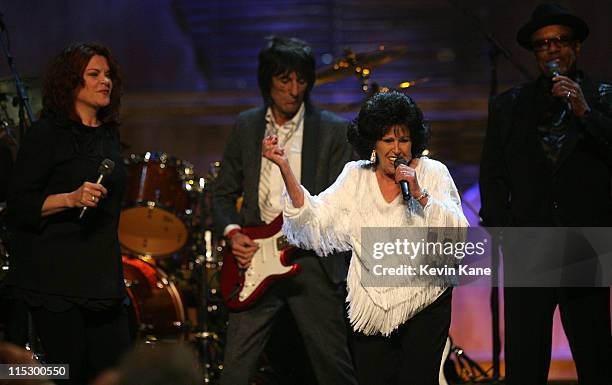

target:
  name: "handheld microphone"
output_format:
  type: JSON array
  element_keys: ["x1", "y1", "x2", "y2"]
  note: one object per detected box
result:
[
  {"x1": 393, "y1": 157, "x2": 411, "y2": 201},
  {"x1": 545, "y1": 60, "x2": 562, "y2": 78},
  {"x1": 545, "y1": 60, "x2": 572, "y2": 112},
  {"x1": 79, "y1": 159, "x2": 115, "y2": 219}
]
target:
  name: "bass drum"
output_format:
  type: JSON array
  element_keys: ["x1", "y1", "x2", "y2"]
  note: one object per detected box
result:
[{"x1": 122, "y1": 256, "x2": 186, "y2": 342}]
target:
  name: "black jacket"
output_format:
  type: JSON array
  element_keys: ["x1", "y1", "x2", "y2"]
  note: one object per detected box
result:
[
  {"x1": 479, "y1": 74, "x2": 612, "y2": 227},
  {"x1": 7, "y1": 116, "x2": 126, "y2": 299}
]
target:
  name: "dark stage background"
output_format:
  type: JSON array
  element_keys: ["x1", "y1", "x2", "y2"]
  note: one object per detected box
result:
[
  {"x1": 2, "y1": 0, "x2": 611, "y2": 172},
  {"x1": 2, "y1": 0, "x2": 611, "y2": 380}
]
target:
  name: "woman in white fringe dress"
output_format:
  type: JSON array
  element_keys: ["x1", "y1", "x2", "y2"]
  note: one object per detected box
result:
[{"x1": 263, "y1": 91, "x2": 468, "y2": 385}]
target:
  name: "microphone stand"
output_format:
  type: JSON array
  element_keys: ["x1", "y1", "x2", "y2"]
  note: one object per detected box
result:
[
  {"x1": 0, "y1": 13, "x2": 36, "y2": 146},
  {"x1": 445, "y1": 1, "x2": 532, "y2": 91},
  {"x1": 445, "y1": 2, "x2": 533, "y2": 383}
]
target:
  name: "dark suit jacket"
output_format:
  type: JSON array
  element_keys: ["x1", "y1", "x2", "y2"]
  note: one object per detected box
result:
[
  {"x1": 479, "y1": 74, "x2": 612, "y2": 227},
  {"x1": 213, "y1": 104, "x2": 352, "y2": 283}
]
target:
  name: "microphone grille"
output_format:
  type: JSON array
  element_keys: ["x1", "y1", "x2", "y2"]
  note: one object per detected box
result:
[
  {"x1": 393, "y1": 157, "x2": 409, "y2": 168},
  {"x1": 545, "y1": 60, "x2": 561, "y2": 77},
  {"x1": 99, "y1": 159, "x2": 115, "y2": 176}
]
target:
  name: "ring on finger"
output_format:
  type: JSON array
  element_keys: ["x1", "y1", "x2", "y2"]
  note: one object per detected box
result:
[
  {"x1": 566, "y1": 90, "x2": 571, "y2": 98},
  {"x1": 91, "y1": 196, "x2": 97, "y2": 202}
]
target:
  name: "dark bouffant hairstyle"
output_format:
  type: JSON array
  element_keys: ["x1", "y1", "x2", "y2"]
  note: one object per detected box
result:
[
  {"x1": 347, "y1": 91, "x2": 430, "y2": 162},
  {"x1": 257, "y1": 36, "x2": 316, "y2": 105},
  {"x1": 41, "y1": 42, "x2": 122, "y2": 124}
]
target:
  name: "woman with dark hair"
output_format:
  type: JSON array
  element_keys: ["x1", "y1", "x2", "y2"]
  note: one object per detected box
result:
[
  {"x1": 6, "y1": 42, "x2": 129, "y2": 384},
  {"x1": 263, "y1": 91, "x2": 468, "y2": 385}
]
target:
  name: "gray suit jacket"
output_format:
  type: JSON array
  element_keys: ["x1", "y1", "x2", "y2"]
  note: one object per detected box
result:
[{"x1": 212, "y1": 104, "x2": 352, "y2": 283}]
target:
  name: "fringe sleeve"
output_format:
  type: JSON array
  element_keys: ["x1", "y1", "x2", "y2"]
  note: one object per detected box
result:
[
  {"x1": 422, "y1": 161, "x2": 469, "y2": 229},
  {"x1": 282, "y1": 161, "x2": 359, "y2": 256}
]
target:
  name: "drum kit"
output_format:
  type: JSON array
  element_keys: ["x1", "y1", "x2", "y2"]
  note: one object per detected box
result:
[{"x1": 116, "y1": 152, "x2": 224, "y2": 348}]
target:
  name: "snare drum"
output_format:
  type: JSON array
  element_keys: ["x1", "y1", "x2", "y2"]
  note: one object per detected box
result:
[
  {"x1": 119, "y1": 152, "x2": 196, "y2": 257},
  {"x1": 123, "y1": 255, "x2": 186, "y2": 342}
]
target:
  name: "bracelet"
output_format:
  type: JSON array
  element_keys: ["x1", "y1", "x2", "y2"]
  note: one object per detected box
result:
[{"x1": 414, "y1": 189, "x2": 429, "y2": 202}]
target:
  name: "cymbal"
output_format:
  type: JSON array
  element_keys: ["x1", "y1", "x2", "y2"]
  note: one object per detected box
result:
[
  {"x1": 395, "y1": 77, "x2": 430, "y2": 90},
  {"x1": 336, "y1": 78, "x2": 431, "y2": 111},
  {"x1": 316, "y1": 46, "x2": 408, "y2": 85}
]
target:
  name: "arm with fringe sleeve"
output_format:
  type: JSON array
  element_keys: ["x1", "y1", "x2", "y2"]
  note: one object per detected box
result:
[
  {"x1": 421, "y1": 161, "x2": 469, "y2": 228},
  {"x1": 282, "y1": 161, "x2": 358, "y2": 256}
]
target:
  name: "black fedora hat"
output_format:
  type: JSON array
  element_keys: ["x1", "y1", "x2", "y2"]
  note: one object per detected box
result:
[{"x1": 517, "y1": 3, "x2": 589, "y2": 50}]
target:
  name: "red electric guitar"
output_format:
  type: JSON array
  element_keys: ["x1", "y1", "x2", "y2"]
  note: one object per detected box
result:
[{"x1": 220, "y1": 215, "x2": 301, "y2": 310}]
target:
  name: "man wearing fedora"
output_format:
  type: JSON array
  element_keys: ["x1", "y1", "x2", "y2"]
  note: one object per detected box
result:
[{"x1": 480, "y1": 3, "x2": 611, "y2": 384}]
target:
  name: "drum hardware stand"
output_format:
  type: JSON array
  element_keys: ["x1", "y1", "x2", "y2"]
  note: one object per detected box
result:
[
  {"x1": 0, "y1": 13, "x2": 37, "y2": 145},
  {"x1": 193, "y1": 230, "x2": 225, "y2": 383},
  {"x1": 447, "y1": 337, "x2": 503, "y2": 384},
  {"x1": 192, "y1": 176, "x2": 220, "y2": 383},
  {"x1": 0, "y1": 103, "x2": 17, "y2": 147},
  {"x1": 24, "y1": 313, "x2": 45, "y2": 364},
  {"x1": 193, "y1": 250, "x2": 212, "y2": 383}
]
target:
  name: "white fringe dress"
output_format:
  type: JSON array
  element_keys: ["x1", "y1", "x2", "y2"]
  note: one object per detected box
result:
[{"x1": 282, "y1": 158, "x2": 469, "y2": 336}]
